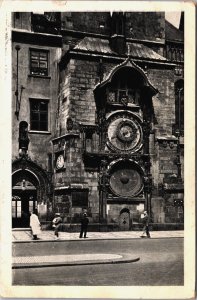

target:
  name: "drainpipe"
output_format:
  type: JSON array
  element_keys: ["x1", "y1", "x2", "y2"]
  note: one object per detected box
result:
[{"x1": 15, "y1": 45, "x2": 20, "y2": 120}]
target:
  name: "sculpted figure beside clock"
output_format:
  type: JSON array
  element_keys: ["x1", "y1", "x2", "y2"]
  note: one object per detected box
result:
[{"x1": 56, "y1": 154, "x2": 65, "y2": 170}]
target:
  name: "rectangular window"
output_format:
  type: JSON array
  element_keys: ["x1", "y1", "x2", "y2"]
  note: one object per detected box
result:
[
  {"x1": 30, "y1": 49, "x2": 49, "y2": 76},
  {"x1": 72, "y1": 190, "x2": 88, "y2": 207},
  {"x1": 30, "y1": 99, "x2": 48, "y2": 131}
]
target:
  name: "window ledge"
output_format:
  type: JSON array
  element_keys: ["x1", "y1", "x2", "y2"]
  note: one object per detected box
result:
[
  {"x1": 29, "y1": 130, "x2": 51, "y2": 135},
  {"x1": 28, "y1": 74, "x2": 51, "y2": 79}
]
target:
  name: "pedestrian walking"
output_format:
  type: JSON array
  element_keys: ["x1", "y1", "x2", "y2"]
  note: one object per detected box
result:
[
  {"x1": 140, "y1": 211, "x2": 151, "y2": 238},
  {"x1": 79, "y1": 213, "x2": 89, "y2": 238},
  {"x1": 30, "y1": 209, "x2": 41, "y2": 240},
  {"x1": 52, "y1": 213, "x2": 63, "y2": 238}
]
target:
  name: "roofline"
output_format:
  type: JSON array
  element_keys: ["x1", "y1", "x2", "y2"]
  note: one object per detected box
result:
[
  {"x1": 166, "y1": 39, "x2": 184, "y2": 45},
  {"x1": 127, "y1": 37, "x2": 165, "y2": 46},
  {"x1": 165, "y1": 20, "x2": 184, "y2": 44},
  {"x1": 61, "y1": 28, "x2": 166, "y2": 46},
  {"x1": 68, "y1": 49, "x2": 176, "y2": 67},
  {"x1": 60, "y1": 29, "x2": 109, "y2": 40}
]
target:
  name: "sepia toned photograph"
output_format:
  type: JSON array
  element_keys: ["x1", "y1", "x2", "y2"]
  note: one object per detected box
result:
[{"x1": 0, "y1": 1, "x2": 195, "y2": 299}]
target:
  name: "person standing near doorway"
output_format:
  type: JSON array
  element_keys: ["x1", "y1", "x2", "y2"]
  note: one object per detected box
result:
[
  {"x1": 140, "y1": 211, "x2": 151, "y2": 238},
  {"x1": 79, "y1": 213, "x2": 89, "y2": 238},
  {"x1": 52, "y1": 213, "x2": 63, "y2": 239},
  {"x1": 30, "y1": 209, "x2": 41, "y2": 240}
]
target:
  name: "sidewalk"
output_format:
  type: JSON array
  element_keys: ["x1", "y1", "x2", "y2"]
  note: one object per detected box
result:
[
  {"x1": 12, "y1": 229, "x2": 184, "y2": 242},
  {"x1": 12, "y1": 253, "x2": 140, "y2": 269}
]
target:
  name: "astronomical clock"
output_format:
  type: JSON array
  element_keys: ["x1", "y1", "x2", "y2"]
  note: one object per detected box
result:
[
  {"x1": 108, "y1": 159, "x2": 144, "y2": 198},
  {"x1": 98, "y1": 110, "x2": 145, "y2": 200},
  {"x1": 106, "y1": 111, "x2": 143, "y2": 154}
]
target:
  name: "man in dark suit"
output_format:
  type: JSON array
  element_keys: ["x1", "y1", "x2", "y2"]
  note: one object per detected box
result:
[{"x1": 79, "y1": 213, "x2": 89, "y2": 238}]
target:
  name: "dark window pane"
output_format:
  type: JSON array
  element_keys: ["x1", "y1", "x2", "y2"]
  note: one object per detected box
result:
[
  {"x1": 31, "y1": 112, "x2": 39, "y2": 122},
  {"x1": 40, "y1": 113, "x2": 47, "y2": 122},
  {"x1": 40, "y1": 102, "x2": 48, "y2": 110},
  {"x1": 31, "y1": 102, "x2": 39, "y2": 111},
  {"x1": 40, "y1": 62, "x2": 47, "y2": 68},
  {"x1": 15, "y1": 12, "x2": 20, "y2": 19},
  {"x1": 31, "y1": 121, "x2": 39, "y2": 131},
  {"x1": 30, "y1": 100, "x2": 48, "y2": 131},
  {"x1": 40, "y1": 122, "x2": 48, "y2": 131},
  {"x1": 31, "y1": 60, "x2": 39, "y2": 67}
]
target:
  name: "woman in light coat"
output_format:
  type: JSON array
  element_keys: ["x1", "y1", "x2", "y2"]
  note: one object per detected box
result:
[{"x1": 30, "y1": 210, "x2": 41, "y2": 240}]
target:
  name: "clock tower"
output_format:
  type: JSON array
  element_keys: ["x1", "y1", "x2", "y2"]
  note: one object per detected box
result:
[{"x1": 81, "y1": 57, "x2": 157, "y2": 227}]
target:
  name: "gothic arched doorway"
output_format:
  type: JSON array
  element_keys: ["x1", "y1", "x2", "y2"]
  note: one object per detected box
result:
[
  {"x1": 119, "y1": 208, "x2": 130, "y2": 230},
  {"x1": 12, "y1": 169, "x2": 39, "y2": 228},
  {"x1": 12, "y1": 158, "x2": 52, "y2": 228}
]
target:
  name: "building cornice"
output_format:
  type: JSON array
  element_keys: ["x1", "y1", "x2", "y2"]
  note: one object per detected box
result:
[
  {"x1": 61, "y1": 49, "x2": 176, "y2": 69},
  {"x1": 12, "y1": 30, "x2": 62, "y2": 47},
  {"x1": 51, "y1": 132, "x2": 80, "y2": 144}
]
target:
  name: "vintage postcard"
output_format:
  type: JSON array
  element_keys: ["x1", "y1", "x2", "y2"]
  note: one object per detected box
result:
[{"x1": 0, "y1": 0, "x2": 195, "y2": 299}]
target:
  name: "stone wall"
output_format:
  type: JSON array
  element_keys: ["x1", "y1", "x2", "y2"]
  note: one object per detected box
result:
[
  {"x1": 58, "y1": 64, "x2": 71, "y2": 135},
  {"x1": 61, "y1": 12, "x2": 111, "y2": 35},
  {"x1": 149, "y1": 67, "x2": 175, "y2": 136},
  {"x1": 61, "y1": 12, "x2": 165, "y2": 44},
  {"x1": 67, "y1": 59, "x2": 98, "y2": 125},
  {"x1": 12, "y1": 41, "x2": 61, "y2": 171},
  {"x1": 125, "y1": 12, "x2": 165, "y2": 42}
]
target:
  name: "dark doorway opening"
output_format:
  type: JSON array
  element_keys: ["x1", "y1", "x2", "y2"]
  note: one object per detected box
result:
[{"x1": 12, "y1": 190, "x2": 37, "y2": 228}]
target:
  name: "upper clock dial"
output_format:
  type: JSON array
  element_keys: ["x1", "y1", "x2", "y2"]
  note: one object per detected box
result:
[{"x1": 107, "y1": 113, "x2": 142, "y2": 153}]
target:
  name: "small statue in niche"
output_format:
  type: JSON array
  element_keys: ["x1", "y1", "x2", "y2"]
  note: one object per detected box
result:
[
  {"x1": 119, "y1": 91, "x2": 128, "y2": 106},
  {"x1": 19, "y1": 121, "x2": 29, "y2": 153},
  {"x1": 66, "y1": 117, "x2": 73, "y2": 131}
]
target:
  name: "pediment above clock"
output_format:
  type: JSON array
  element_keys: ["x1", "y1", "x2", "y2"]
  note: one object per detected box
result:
[{"x1": 94, "y1": 57, "x2": 158, "y2": 96}]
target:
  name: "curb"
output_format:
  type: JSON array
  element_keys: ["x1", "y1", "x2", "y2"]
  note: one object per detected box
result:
[{"x1": 12, "y1": 255, "x2": 140, "y2": 269}]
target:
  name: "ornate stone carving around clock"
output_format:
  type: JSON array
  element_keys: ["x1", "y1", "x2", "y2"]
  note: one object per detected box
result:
[{"x1": 106, "y1": 112, "x2": 143, "y2": 153}]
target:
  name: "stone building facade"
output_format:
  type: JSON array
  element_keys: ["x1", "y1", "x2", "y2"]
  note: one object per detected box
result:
[{"x1": 12, "y1": 12, "x2": 184, "y2": 229}]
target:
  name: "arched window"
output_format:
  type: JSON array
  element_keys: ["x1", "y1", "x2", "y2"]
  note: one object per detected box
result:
[{"x1": 107, "y1": 67, "x2": 144, "y2": 105}]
